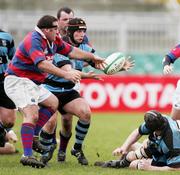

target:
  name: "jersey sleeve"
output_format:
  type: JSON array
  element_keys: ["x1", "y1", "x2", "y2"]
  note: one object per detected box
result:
[
  {"x1": 166, "y1": 44, "x2": 180, "y2": 63},
  {"x1": 27, "y1": 36, "x2": 46, "y2": 66},
  {"x1": 53, "y1": 54, "x2": 71, "y2": 68},
  {"x1": 138, "y1": 122, "x2": 151, "y2": 135},
  {"x1": 54, "y1": 36, "x2": 73, "y2": 57}
]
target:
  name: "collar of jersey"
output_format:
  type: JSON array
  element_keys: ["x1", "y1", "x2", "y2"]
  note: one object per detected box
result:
[{"x1": 35, "y1": 26, "x2": 53, "y2": 49}]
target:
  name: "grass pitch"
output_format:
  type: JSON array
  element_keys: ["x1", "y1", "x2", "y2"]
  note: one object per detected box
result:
[{"x1": 0, "y1": 112, "x2": 177, "y2": 175}]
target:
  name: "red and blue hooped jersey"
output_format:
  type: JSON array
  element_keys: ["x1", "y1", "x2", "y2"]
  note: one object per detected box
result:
[{"x1": 6, "y1": 29, "x2": 73, "y2": 84}]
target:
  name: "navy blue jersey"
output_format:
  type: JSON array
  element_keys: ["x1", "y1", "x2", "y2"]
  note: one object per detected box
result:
[
  {"x1": 139, "y1": 116, "x2": 180, "y2": 166},
  {"x1": 0, "y1": 30, "x2": 15, "y2": 80}
]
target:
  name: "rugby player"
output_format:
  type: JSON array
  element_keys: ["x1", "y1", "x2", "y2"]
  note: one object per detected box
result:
[
  {"x1": 4, "y1": 15, "x2": 105, "y2": 168},
  {"x1": 95, "y1": 110, "x2": 180, "y2": 171}
]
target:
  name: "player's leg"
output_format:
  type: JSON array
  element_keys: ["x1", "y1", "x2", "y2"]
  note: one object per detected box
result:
[
  {"x1": 95, "y1": 143, "x2": 149, "y2": 168},
  {"x1": 57, "y1": 113, "x2": 73, "y2": 162},
  {"x1": 33, "y1": 108, "x2": 57, "y2": 154},
  {"x1": 171, "y1": 80, "x2": 180, "y2": 120},
  {"x1": 0, "y1": 82, "x2": 16, "y2": 147},
  {"x1": 39, "y1": 112, "x2": 58, "y2": 164},
  {"x1": 4, "y1": 76, "x2": 58, "y2": 168},
  {"x1": 63, "y1": 95, "x2": 91, "y2": 165}
]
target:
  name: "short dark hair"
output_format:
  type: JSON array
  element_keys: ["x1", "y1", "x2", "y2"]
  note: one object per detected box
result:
[
  {"x1": 57, "y1": 7, "x2": 74, "y2": 19},
  {"x1": 144, "y1": 110, "x2": 168, "y2": 132},
  {"x1": 37, "y1": 15, "x2": 58, "y2": 29}
]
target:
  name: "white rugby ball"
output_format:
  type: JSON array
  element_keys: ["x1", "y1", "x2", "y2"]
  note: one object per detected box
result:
[{"x1": 103, "y1": 52, "x2": 126, "y2": 75}]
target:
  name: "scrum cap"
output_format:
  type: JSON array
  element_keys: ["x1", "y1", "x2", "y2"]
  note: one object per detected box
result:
[{"x1": 67, "y1": 18, "x2": 86, "y2": 35}]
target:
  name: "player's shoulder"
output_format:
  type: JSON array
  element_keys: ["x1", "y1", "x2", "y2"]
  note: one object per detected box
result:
[
  {"x1": 79, "y1": 43, "x2": 92, "y2": 52},
  {"x1": 0, "y1": 30, "x2": 13, "y2": 41},
  {"x1": 82, "y1": 34, "x2": 89, "y2": 44}
]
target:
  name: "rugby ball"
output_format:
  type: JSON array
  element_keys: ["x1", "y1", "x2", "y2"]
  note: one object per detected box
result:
[{"x1": 103, "y1": 52, "x2": 126, "y2": 75}]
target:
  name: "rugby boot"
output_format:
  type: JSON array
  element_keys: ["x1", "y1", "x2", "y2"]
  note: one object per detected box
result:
[
  {"x1": 32, "y1": 136, "x2": 49, "y2": 154},
  {"x1": 40, "y1": 144, "x2": 57, "y2": 164},
  {"x1": 57, "y1": 150, "x2": 66, "y2": 162},
  {"x1": 71, "y1": 148, "x2": 88, "y2": 165},
  {"x1": 20, "y1": 155, "x2": 45, "y2": 168}
]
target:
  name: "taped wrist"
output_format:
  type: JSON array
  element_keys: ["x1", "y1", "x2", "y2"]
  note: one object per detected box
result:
[
  {"x1": 85, "y1": 60, "x2": 95, "y2": 68},
  {"x1": 162, "y1": 56, "x2": 172, "y2": 67}
]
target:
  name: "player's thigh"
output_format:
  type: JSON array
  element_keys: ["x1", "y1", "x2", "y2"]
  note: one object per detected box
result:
[
  {"x1": 63, "y1": 97, "x2": 91, "y2": 118},
  {"x1": 39, "y1": 93, "x2": 59, "y2": 111},
  {"x1": 172, "y1": 80, "x2": 180, "y2": 120},
  {"x1": 171, "y1": 107, "x2": 180, "y2": 120}
]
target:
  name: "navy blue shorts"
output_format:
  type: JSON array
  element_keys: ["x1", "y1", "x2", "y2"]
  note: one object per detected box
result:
[
  {"x1": 0, "y1": 82, "x2": 16, "y2": 109},
  {"x1": 53, "y1": 90, "x2": 81, "y2": 115}
]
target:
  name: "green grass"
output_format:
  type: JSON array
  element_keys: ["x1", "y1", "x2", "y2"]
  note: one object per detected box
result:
[{"x1": 0, "y1": 112, "x2": 177, "y2": 175}]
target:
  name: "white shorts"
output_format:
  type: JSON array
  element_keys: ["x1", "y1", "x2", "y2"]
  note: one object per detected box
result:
[
  {"x1": 4, "y1": 75, "x2": 52, "y2": 109},
  {"x1": 172, "y1": 80, "x2": 180, "y2": 109}
]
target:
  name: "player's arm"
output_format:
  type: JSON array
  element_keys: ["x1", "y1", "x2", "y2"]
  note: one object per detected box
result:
[
  {"x1": 113, "y1": 128, "x2": 142, "y2": 156},
  {"x1": 56, "y1": 36, "x2": 105, "y2": 66},
  {"x1": 162, "y1": 56, "x2": 173, "y2": 74},
  {"x1": 137, "y1": 160, "x2": 180, "y2": 171},
  {"x1": 37, "y1": 60, "x2": 80, "y2": 83},
  {"x1": 29, "y1": 38, "x2": 81, "y2": 83},
  {"x1": 78, "y1": 70, "x2": 101, "y2": 80},
  {"x1": 68, "y1": 47, "x2": 105, "y2": 67},
  {"x1": 163, "y1": 45, "x2": 180, "y2": 74},
  {"x1": 145, "y1": 166, "x2": 180, "y2": 171}
]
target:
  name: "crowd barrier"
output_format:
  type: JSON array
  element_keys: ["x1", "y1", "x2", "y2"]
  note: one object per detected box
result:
[{"x1": 80, "y1": 75, "x2": 180, "y2": 113}]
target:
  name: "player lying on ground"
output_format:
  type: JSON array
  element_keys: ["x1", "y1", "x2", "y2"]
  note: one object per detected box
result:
[{"x1": 95, "y1": 110, "x2": 180, "y2": 171}]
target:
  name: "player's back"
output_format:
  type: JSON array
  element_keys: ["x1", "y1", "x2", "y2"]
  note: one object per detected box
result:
[{"x1": 0, "y1": 30, "x2": 15, "y2": 75}]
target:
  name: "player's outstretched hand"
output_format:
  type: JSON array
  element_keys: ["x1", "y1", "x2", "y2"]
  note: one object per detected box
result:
[
  {"x1": 64, "y1": 69, "x2": 81, "y2": 83},
  {"x1": 92, "y1": 55, "x2": 107, "y2": 70},
  {"x1": 83, "y1": 71, "x2": 103, "y2": 81},
  {"x1": 122, "y1": 57, "x2": 135, "y2": 71},
  {"x1": 163, "y1": 65, "x2": 173, "y2": 74},
  {"x1": 112, "y1": 146, "x2": 128, "y2": 156}
]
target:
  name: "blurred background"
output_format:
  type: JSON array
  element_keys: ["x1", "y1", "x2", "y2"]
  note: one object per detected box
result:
[
  {"x1": 1, "y1": 0, "x2": 180, "y2": 112},
  {"x1": 1, "y1": 0, "x2": 180, "y2": 74}
]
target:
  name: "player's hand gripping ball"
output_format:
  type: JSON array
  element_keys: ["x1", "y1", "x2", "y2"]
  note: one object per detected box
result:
[{"x1": 103, "y1": 52, "x2": 135, "y2": 75}]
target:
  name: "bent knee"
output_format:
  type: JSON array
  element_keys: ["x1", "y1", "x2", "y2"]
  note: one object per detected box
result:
[{"x1": 79, "y1": 108, "x2": 91, "y2": 122}]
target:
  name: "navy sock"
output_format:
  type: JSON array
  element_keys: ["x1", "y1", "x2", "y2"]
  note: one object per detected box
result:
[{"x1": 74, "y1": 120, "x2": 90, "y2": 150}]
